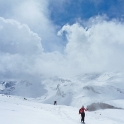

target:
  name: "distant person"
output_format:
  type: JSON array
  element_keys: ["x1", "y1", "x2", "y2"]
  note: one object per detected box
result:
[
  {"x1": 54, "y1": 101, "x2": 57, "y2": 105},
  {"x1": 79, "y1": 106, "x2": 88, "y2": 123}
]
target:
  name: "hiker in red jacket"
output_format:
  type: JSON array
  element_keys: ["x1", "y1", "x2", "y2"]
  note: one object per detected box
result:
[{"x1": 79, "y1": 106, "x2": 88, "y2": 123}]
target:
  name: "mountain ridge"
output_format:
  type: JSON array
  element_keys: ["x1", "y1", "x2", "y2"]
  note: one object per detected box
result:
[{"x1": 0, "y1": 72, "x2": 124, "y2": 108}]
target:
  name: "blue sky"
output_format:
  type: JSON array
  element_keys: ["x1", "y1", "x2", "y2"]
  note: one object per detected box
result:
[{"x1": 49, "y1": 0, "x2": 124, "y2": 26}]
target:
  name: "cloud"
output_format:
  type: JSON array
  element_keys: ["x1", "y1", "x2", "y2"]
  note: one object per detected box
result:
[
  {"x1": 0, "y1": 17, "x2": 69, "y2": 79},
  {"x1": 0, "y1": 0, "x2": 63, "y2": 52},
  {"x1": 0, "y1": 16, "x2": 79, "y2": 78},
  {"x1": 0, "y1": 0, "x2": 124, "y2": 81},
  {"x1": 0, "y1": 17, "x2": 43, "y2": 55},
  {"x1": 58, "y1": 16, "x2": 124, "y2": 73},
  {"x1": 0, "y1": 0, "x2": 67, "y2": 80},
  {"x1": 12, "y1": 0, "x2": 64, "y2": 52},
  {"x1": 1, "y1": 15, "x2": 124, "y2": 80},
  {"x1": 0, "y1": 17, "x2": 43, "y2": 80}
]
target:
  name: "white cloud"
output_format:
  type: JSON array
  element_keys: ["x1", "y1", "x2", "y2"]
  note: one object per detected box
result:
[
  {"x1": 0, "y1": 0, "x2": 66, "y2": 80},
  {"x1": 59, "y1": 17, "x2": 124, "y2": 73},
  {"x1": 0, "y1": 17, "x2": 43, "y2": 80},
  {"x1": 12, "y1": 0, "x2": 64, "y2": 52},
  {"x1": 1, "y1": 15, "x2": 124, "y2": 80},
  {"x1": 0, "y1": 0, "x2": 63, "y2": 52},
  {"x1": 0, "y1": 0, "x2": 124, "y2": 80},
  {"x1": 0, "y1": 17, "x2": 43, "y2": 55}
]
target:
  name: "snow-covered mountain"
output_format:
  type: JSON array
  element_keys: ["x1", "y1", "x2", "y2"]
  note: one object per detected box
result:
[
  {"x1": 0, "y1": 80, "x2": 46, "y2": 98},
  {"x1": 0, "y1": 72, "x2": 124, "y2": 109}
]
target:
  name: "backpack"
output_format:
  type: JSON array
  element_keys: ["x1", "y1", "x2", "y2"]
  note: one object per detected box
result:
[{"x1": 79, "y1": 108, "x2": 83, "y2": 114}]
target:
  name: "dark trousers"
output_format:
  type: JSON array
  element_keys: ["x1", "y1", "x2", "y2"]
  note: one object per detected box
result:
[{"x1": 81, "y1": 112, "x2": 85, "y2": 122}]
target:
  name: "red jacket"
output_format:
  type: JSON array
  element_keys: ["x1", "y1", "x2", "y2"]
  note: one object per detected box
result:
[{"x1": 79, "y1": 108, "x2": 87, "y2": 114}]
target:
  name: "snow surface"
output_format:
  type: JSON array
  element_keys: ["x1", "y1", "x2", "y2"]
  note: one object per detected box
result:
[{"x1": 0, "y1": 94, "x2": 124, "y2": 124}]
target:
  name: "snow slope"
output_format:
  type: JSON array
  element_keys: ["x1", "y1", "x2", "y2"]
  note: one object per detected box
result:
[{"x1": 0, "y1": 94, "x2": 124, "y2": 124}]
